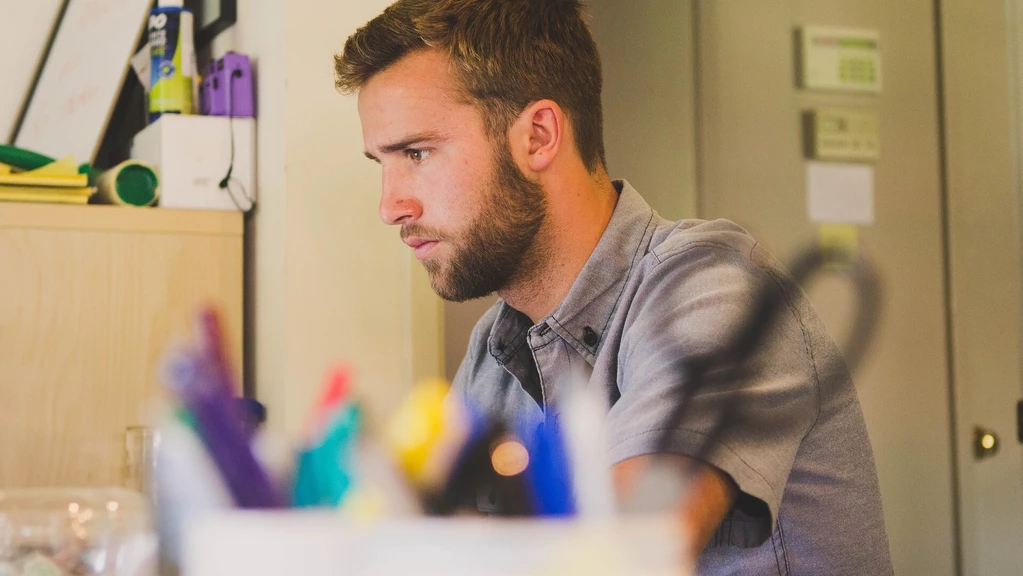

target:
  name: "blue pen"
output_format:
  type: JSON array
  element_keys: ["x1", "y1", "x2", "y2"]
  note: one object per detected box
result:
[{"x1": 523, "y1": 417, "x2": 576, "y2": 516}]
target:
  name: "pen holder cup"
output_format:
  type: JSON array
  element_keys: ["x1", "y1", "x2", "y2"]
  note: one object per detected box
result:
[
  {"x1": 0, "y1": 487, "x2": 157, "y2": 575},
  {"x1": 182, "y1": 512, "x2": 689, "y2": 576}
]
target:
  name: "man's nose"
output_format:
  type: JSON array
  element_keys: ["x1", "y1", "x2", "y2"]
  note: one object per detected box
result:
[{"x1": 378, "y1": 171, "x2": 422, "y2": 226}]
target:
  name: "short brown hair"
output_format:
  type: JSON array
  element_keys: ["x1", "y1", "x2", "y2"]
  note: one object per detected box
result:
[{"x1": 336, "y1": 0, "x2": 606, "y2": 173}]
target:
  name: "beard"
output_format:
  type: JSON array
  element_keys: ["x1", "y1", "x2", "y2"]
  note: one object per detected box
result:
[{"x1": 403, "y1": 144, "x2": 548, "y2": 302}]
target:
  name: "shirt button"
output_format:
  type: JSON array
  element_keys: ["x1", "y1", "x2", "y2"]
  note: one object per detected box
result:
[{"x1": 583, "y1": 326, "x2": 599, "y2": 347}]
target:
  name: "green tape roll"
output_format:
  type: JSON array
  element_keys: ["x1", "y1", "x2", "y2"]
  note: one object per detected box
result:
[{"x1": 95, "y1": 160, "x2": 160, "y2": 207}]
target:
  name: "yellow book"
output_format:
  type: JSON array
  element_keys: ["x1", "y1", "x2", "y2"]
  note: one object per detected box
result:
[
  {"x1": 0, "y1": 189, "x2": 92, "y2": 205},
  {"x1": 27, "y1": 155, "x2": 79, "y2": 176},
  {"x1": 0, "y1": 156, "x2": 87, "y2": 187},
  {"x1": 0, "y1": 185, "x2": 94, "y2": 197}
]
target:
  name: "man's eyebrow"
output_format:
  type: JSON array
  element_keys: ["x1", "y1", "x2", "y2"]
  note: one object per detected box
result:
[{"x1": 364, "y1": 131, "x2": 447, "y2": 161}]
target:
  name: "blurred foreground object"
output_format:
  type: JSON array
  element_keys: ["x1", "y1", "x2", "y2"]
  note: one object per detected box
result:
[
  {"x1": 183, "y1": 514, "x2": 686, "y2": 576},
  {"x1": 0, "y1": 488, "x2": 157, "y2": 576}
]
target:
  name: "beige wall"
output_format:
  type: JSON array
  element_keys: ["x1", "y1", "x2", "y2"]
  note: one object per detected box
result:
[
  {"x1": 217, "y1": 0, "x2": 444, "y2": 438},
  {"x1": 696, "y1": 1, "x2": 955, "y2": 574},
  {"x1": 588, "y1": 0, "x2": 699, "y2": 221}
]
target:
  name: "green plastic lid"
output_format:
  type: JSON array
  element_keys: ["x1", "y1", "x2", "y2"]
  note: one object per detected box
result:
[{"x1": 114, "y1": 164, "x2": 159, "y2": 206}]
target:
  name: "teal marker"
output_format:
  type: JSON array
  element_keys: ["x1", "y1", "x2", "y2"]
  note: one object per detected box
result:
[
  {"x1": 293, "y1": 403, "x2": 361, "y2": 508},
  {"x1": 148, "y1": 0, "x2": 195, "y2": 122}
]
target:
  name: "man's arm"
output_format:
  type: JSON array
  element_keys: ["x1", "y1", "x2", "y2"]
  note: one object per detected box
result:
[{"x1": 613, "y1": 455, "x2": 739, "y2": 555}]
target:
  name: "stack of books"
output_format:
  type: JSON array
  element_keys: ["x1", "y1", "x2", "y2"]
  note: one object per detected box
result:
[{"x1": 0, "y1": 156, "x2": 94, "y2": 205}]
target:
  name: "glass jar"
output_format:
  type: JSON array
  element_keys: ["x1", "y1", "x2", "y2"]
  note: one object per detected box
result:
[
  {"x1": 0, "y1": 488, "x2": 156, "y2": 576},
  {"x1": 123, "y1": 427, "x2": 160, "y2": 497}
]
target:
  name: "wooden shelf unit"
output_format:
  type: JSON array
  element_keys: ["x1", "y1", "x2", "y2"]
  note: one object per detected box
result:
[{"x1": 0, "y1": 203, "x2": 244, "y2": 488}]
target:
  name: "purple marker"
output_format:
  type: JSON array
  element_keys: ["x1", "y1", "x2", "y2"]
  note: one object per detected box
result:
[{"x1": 167, "y1": 309, "x2": 283, "y2": 508}]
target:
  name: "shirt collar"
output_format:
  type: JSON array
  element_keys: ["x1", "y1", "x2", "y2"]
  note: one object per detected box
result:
[{"x1": 488, "y1": 180, "x2": 658, "y2": 365}]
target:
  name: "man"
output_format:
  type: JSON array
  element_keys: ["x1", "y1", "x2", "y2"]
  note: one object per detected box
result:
[{"x1": 337, "y1": 0, "x2": 893, "y2": 573}]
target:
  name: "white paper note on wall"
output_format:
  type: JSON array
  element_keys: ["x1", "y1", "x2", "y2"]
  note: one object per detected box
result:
[{"x1": 807, "y1": 162, "x2": 875, "y2": 224}]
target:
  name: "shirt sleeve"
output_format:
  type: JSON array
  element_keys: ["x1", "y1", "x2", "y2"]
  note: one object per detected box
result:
[{"x1": 605, "y1": 242, "x2": 820, "y2": 546}]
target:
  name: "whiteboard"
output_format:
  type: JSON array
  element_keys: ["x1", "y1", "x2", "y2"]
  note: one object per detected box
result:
[
  {"x1": 0, "y1": 0, "x2": 65, "y2": 144},
  {"x1": 15, "y1": 0, "x2": 152, "y2": 163}
]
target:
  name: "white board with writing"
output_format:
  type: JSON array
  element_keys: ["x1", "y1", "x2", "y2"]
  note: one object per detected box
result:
[
  {"x1": 0, "y1": 0, "x2": 64, "y2": 144},
  {"x1": 15, "y1": 0, "x2": 152, "y2": 162}
]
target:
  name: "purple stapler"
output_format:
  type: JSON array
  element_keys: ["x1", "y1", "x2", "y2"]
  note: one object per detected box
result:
[{"x1": 200, "y1": 52, "x2": 255, "y2": 118}]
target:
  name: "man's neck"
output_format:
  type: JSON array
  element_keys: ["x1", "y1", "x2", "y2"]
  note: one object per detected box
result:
[{"x1": 499, "y1": 171, "x2": 619, "y2": 323}]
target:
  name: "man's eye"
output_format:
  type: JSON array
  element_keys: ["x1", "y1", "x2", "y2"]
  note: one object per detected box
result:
[{"x1": 406, "y1": 149, "x2": 428, "y2": 163}]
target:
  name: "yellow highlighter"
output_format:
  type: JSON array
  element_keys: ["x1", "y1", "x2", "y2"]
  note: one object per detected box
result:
[{"x1": 385, "y1": 379, "x2": 469, "y2": 489}]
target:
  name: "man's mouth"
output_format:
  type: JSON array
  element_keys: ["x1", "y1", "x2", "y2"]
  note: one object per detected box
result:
[{"x1": 403, "y1": 237, "x2": 440, "y2": 259}]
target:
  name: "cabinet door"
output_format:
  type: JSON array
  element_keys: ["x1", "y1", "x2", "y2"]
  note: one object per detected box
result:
[
  {"x1": 0, "y1": 220, "x2": 242, "y2": 488},
  {"x1": 943, "y1": 1, "x2": 1023, "y2": 574}
]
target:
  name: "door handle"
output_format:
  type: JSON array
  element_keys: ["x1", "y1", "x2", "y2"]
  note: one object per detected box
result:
[{"x1": 974, "y1": 427, "x2": 999, "y2": 460}]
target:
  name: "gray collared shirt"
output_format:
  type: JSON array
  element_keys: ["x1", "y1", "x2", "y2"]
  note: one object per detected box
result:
[{"x1": 453, "y1": 180, "x2": 892, "y2": 575}]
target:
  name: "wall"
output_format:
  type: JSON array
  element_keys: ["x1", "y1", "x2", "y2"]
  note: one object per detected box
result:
[
  {"x1": 588, "y1": 0, "x2": 699, "y2": 221},
  {"x1": 214, "y1": 0, "x2": 444, "y2": 438},
  {"x1": 696, "y1": 2, "x2": 955, "y2": 574}
]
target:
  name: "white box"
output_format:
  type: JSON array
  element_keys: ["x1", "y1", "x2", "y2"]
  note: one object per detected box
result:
[{"x1": 131, "y1": 115, "x2": 256, "y2": 211}]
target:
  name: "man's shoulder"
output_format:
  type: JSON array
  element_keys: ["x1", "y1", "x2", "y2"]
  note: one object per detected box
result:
[
  {"x1": 647, "y1": 217, "x2": 760, "y2": 266},
  {"x1": 631, "y1": 217, "x2": 801, "y2": 309},
  {"x1": 619, "y1": 216, "x2": 823, "y2": 375},
  {"x1": 622, "y1": 217, "x2": 778, "y2": 308}
]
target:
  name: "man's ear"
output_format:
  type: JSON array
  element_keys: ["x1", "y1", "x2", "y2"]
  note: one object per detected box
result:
[{"x1": 508, "y1": 99, "x2": 564, "y2": 174}]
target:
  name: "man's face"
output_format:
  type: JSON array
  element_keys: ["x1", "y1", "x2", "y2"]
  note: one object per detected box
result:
[{"x1": 359, "y1": 50, "x2": 546, "y2": 301}]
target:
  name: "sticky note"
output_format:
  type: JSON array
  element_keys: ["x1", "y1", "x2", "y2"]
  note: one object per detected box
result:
[
  {"x1": 819, "y1": 224, "x2": 860, "y2": 268},
  {"x1": 807, "y1": 162, "x2": 875, "y2": 225}
]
